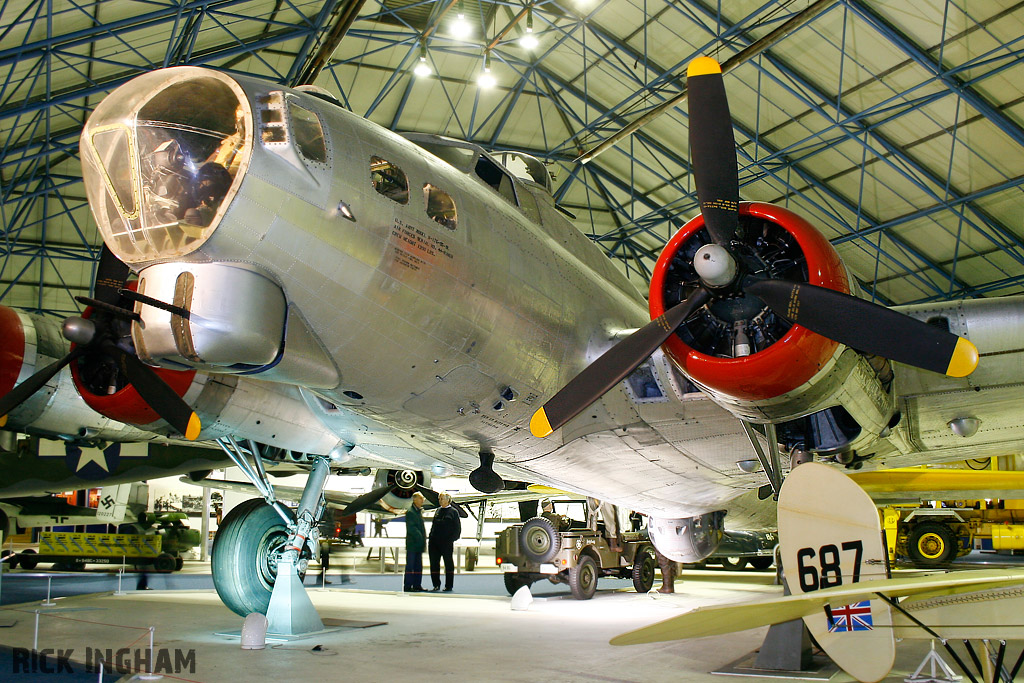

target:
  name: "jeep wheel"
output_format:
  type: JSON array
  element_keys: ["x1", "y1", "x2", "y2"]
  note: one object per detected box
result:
[
  {"x1": 632, "y1": 546, "x2": 657, "y2": 593},
  {"x1": 503, "y1": 572, "x2": 533, "y2": 595},
  {"x1": 520, "y1": 517, "x2": 560, "y2": 563},
  {"x1": 569, "y1": 555, "x2": 598, "y2": 600}
]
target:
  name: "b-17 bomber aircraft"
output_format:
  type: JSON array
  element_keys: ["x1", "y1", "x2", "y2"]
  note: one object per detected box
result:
[{"x1": 1, "y1": 57, "x2": 1022, "y2": 629}]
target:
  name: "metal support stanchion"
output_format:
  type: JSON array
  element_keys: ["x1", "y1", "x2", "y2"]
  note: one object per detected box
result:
[
  {"x1": 136, "y1": 625, "x2": 162, "y2": 680},
  {"x1": 41, "y1": 576, "x2": 56, "y2": 606},
  {"x1": 115, "y1": 555, "x2": 127, "y2": 595},
  {"x1": 33, "y1": 610, "x2": 39, "y2": 650}
]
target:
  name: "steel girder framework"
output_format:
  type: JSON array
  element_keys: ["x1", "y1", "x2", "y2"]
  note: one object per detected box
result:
[{"x1": 1, "y1": 0, "x2": 1023, "y2": 318}]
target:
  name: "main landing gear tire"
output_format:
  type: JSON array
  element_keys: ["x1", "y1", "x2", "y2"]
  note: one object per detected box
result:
[
  {"x1": 520, "y1": 517, "x2": 560, "y2": 564},
  {"x1": 212, "y1": 499, "x2": 303, "y2": 617},
  {"x1": 569, "y1": 555, "x2": 598, "y2": 600},
  {"x1": 503, "y1": 572, "x2": 534, "y2": 595},
  {"x1": 632, "y1": 546, "x2": 657, "y2": 593},
  {"x1": 908, "y1": 522, "x2": 958, "y2": 568},
  {"x1": 749, "y1": 556, "x2": 774, "y2": 570}
]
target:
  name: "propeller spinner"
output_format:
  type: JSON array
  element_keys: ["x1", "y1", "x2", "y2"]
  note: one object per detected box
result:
[
  {"x1": 530, "y1": 57, "x2": 979, "y2": 439},
  {"x1": 0, "y1": 246, "x2": 201, "y2": 440}
]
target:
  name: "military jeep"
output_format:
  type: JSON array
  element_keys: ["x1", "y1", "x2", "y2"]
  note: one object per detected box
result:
[{"x1": 495, "y1": 516, "x2": 657, "y2": 600}]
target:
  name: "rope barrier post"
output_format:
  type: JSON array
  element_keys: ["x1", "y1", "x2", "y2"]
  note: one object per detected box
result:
[
  {"x1": 33, "y1": 610, "x2": 39, "y2": 650},
  {"x1": 115, "y1": 555, "x2": 127, "y2": 595},
  {"x1": 41, "y1": 576, "x2": 56, "y2": 606},
  {"x1": 136, "y1": 625, "x2": 162, "y2": 680},
  {"x1": 97, "y1": 659, "x2": 103, "y2": 683}
]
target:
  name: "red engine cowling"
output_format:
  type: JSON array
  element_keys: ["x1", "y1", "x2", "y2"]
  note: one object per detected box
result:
[
  {"x1": 69, "y1": 304, "x2": 196, "y2": 430},
  {"x1": 649, "y1": 202, "x2": 849, "y2": 403},
  {"x1": 0, "y1": 305, "x2": 26, "y2": 402}
]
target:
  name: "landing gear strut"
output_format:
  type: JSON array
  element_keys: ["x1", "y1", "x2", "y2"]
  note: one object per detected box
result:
[{"x1": 211, "y1": 437, "x2": 332, "y2": 635}]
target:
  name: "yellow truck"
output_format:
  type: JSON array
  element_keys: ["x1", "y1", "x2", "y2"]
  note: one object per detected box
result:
[
  {"x1": 880, "y1": 501, "x2": 1024, "y2": 568},
  {"x1": 851, "y1": 465, "x2": 1024, "y2": 568},
  {"x1": 11, "y1": 513, "x2": 200, "y2": 571}
]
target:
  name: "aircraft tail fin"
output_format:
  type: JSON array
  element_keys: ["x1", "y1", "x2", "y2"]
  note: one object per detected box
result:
[
  {"x1": 612, "y1": 462, "x2": 896, "y2": 682},
  {"x1": 777, "y1": 462, "x2": 895, "y2": 683},
  {"x1": 94, "y1": 483, "x2": 132, "y2": 523}
]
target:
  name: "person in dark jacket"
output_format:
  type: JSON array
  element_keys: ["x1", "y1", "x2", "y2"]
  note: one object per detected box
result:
[
  {"x1": 428, "y1": 493, "x2": 461, "y2": 592},
  {"x1": 403, "y1": 492, "x2": 426, "y2": 592}
]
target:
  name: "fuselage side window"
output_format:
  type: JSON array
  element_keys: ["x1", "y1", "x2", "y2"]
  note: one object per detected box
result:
[
  {"x1": 424, "y1": 184, "x2": 457, "y2": 230},
  {"x1": 371, "y1": 156, "x2": 409, "y2": 203},
  {"x1": 288, "y1": 102, "x2": 327, "y2": 162}
]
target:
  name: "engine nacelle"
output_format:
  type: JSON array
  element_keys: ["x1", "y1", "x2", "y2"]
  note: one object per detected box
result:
[
  {"x1": 69, "y1": 304, "x2": 199, "y2": 432},
  {"x1": 373, "y1": 468, "x2": 431, "y2": 514},
  {"x1": 650, "y1": 202, "x2": 897, "y2": 456},
  {"x1": 647, "y1": 511, "x2": 725, "y2": 563}
]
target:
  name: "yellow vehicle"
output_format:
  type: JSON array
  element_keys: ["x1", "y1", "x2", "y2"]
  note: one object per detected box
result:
[
  {"x1": 881, "y1": 500, "x2": 1024, "y2": 568},
  {"x1": 10, "y1": 513, "x2": 200, "y2": 572}
]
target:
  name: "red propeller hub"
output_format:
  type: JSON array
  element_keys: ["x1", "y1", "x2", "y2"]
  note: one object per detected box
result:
[
  {"x1": 649, "y1": 202, "x2": 849, "y2": 401},
  {"x1": 68, "y1": 298, "x2": 196, "y2": 428}
]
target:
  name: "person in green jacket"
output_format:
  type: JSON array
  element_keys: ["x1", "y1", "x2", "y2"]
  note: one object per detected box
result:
[{"x1": 403, "y1": 492, "x2": 426, "y2": 592}]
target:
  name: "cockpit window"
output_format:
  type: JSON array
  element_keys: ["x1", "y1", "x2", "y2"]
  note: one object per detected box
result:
[
  {"x1": 370, "y1": 156, "x2": 409, "y2": 203},
  {"x1": 80, "y1": 71, "x2": 252, "y2": 263},
  {"x1": 424, "y1": 184, "x2": 456, "y2": 230},
  {"x1": 474, "y1": 155, "x2": 517, "y2": 206},
  {"x1": 288, "y1": 102, "x2": 327, "y2": 163}
]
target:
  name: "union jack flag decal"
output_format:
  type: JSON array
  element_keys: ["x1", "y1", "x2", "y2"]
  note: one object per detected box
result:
[{"x1": 826, "y1": 600, "x2": 873, "y2": 632}]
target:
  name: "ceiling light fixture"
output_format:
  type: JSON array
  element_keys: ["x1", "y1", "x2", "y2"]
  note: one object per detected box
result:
[
  {"x1": 520, "y1": 8, "x2": 538, "y2": 49},
  {"x1": 478, "y1": 51, "x2": 496, "y2": 88},
  {"x1": 414, "y1": 44, "x2": 431, "y2": 77},
  {"x1": 451, "y1": 2, "x2": 472, "y2": 39}
]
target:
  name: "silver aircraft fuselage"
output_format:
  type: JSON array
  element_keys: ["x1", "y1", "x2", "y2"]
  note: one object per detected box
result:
[{"x1": 77, "y1": 67, "x2": 1024, "y2": 525}]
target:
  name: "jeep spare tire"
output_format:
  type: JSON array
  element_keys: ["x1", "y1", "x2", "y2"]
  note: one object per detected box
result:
[{"x1": 520, "y1": 517, "x2": 560, "y2": 563}]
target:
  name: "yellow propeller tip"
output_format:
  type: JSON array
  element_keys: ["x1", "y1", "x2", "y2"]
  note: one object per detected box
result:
[
  {"x1": 0, "y1": 414, "x2": 6, "y2": 428},
  {"x1": 946, "y1": 336, "x2": 979, "y2": 377},
  {"x1": 530, "y1": 408, "x2": 553, "y2": 438},
  {"x1": 185, "y1": 412, "x2": 202, "y2": 441},
  {"x1": 687, "y1": 56, "x2": 722, "y2": 77}
]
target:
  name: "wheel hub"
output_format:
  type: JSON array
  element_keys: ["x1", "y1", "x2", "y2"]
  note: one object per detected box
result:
[{"x1": 918, "y1": 533, "x2": 944, "y2": 559}]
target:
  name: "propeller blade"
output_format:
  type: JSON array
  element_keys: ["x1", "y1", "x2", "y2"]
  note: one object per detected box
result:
[
  {"x1": 531, "y1": 288, "x2": 711, "y2": 438},
  {"x1": 74, "y1": 296, "x2": 141, "y2": 322},
  {"x1": 687, "y1": 57, "x2": 739, "y2": 246},
  {"x1": 415, "y1": 484, "x2": 440, "y2": 508},
  {"x1": 117, "y1": 289, "x2": 191, "y2": 319},
  {"x1": 0, "y1": 347, "x2": 84, "y2": 420},
  {"x1": 104, "y1": 344, "x2": 202, "y2": 439},
  {"x1": 93, "y1": 244, "x2": 131, "y2": 306},
  {"x1": 339, "y1": 484, "x2": 398, "y2": 516},
  {"x1": 744, "y1": 278, "x2": 979, "y2": 377}
]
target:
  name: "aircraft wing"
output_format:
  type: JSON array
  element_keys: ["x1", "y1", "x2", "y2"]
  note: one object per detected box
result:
[
  {"x1": 611, "y1": 568, "x2": 1024, "y2": 646},
  {"x1": 184, "y1": 477, "x2": 368, "y2": 509},
  {"x1": 850, "y1": 468, "x2": 1024, "y2": 503},
  {"x1": 188, "y1": 477, "x2": 576, "y2": 513}
]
